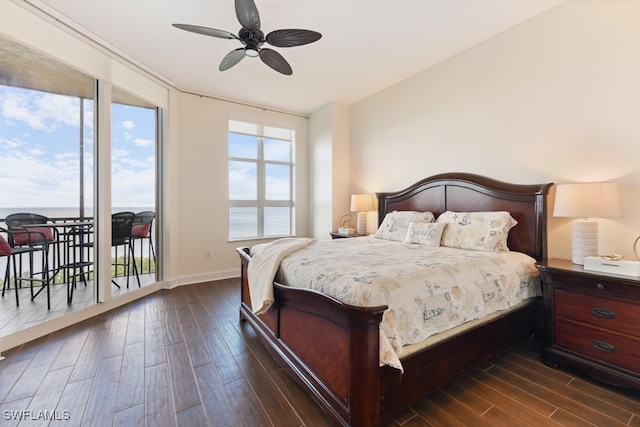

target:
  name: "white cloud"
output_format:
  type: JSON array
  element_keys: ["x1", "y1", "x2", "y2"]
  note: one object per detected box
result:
[
  {"x1": 134, "y1": 138, "x2": 154, "y2": 147},
  {"x1": 0, "y1": 136, "x2": 25, "y2": 149},
  {"x1": 0, "y1": 89, "x2": 80, "y2": 131},
  {"x1": 0, "y1": 87, "x2": 155, "y2": 210},
  {"x1": 0, "y1": 150, "x2": 81, "y2": 207}
]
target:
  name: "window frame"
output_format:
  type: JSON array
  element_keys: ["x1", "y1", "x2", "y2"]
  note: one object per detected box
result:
[{"x1": 228, "y1": 119, "x2": 294, "y2": 240}]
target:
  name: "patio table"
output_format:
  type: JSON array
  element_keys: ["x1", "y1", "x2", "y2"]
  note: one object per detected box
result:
[{"x1": 24, "y1": 221, "x2": 93, "y2": 307}]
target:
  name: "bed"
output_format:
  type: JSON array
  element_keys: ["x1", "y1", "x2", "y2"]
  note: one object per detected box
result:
[{"x1": 236, "y1": 172, "x2": 551, "y2": 426}]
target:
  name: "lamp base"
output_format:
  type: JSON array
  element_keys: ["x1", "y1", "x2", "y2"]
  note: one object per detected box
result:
[
  {"x1": 572, "y1": 219, "x2": 598, "y2": 265},
  {"x1": 356, "y1": 212, "x2": 367, "y2": 236}
]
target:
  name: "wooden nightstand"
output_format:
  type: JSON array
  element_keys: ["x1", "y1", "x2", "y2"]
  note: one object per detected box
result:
[{"x1": 537, "y1": 259, "x2": 640, "y2": 390}]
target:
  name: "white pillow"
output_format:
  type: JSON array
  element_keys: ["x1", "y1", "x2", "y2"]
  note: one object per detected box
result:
[
  {"x1": 436, "y1": 211, "x2": 517, "y2": 252},
  {"x1": 403, "y1": 222, "x2": 445, "y2": 247},
  {"x1": 374, "y1": 211, "x2": 436, "y2": 242}
]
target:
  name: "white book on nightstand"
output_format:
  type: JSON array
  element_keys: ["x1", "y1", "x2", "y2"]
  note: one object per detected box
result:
[
  {"x1": 583, "y1": 256, "x2": 640, "y2": 277},
  {"x1": 337, "y1": 227, "x2": 355, "y2": 236}
]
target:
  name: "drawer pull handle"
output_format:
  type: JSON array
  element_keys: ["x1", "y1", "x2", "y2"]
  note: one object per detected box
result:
[
  {"x1": 592, "y1": 340, "x2": 615, "y2": 353},
  {"x1": 591, "y1": 307, "x2": 615, "y2": 319},
  {"x1": 596, "y1": 283, "x2": 605, "y2": 290}
]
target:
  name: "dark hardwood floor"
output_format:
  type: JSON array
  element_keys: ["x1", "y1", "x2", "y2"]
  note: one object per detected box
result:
[
  {"x1": 0, "y1": 278, "x2": 638, "y2": 426},
  {"x1": 0, "y1": 274, "x2": 156, "y2": 338}
]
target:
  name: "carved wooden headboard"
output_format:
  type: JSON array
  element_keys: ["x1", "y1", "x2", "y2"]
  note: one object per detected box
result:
[{"x1": 376, "y1": 172, "x2": 552, "y2": 261}]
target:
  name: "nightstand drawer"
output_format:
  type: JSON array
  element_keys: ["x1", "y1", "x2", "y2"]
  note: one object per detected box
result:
[
  {"x1": 550, "y1": 271, "x2": 640, "y2": 300},
  {"x1": 555, "y1": 320, "x2": 640, "y2": 373},
  {"x1": 555, "y1": 289, "x2": 640, "y2": 338}
]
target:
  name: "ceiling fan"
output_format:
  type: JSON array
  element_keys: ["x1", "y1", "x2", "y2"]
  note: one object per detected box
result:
[{"x1": 172, "y1": 0, "x2": 322, "y2": 75}]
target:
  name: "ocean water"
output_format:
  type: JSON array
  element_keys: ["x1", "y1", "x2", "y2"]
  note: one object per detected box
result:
[
  {"x1": 2, "y1": 207, "x2": 289, "y2": 240},
  {"x1": 228, "y1": 207, "x2": 291, "y2": 238}
]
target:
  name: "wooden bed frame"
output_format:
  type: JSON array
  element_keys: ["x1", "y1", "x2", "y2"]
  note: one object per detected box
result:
[{"x1": 237, "y1": 172, "x2": 551, "y2": 426}]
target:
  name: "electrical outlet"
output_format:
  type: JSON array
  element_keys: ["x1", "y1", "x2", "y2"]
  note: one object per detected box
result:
[{"x1": 205, "y1": 249, "x2": 211, "y2": 258}]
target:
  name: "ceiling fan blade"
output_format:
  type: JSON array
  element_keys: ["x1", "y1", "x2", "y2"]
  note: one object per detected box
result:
[
  {"x1": 172, "y1": 24, "x2": 238, "y2": 40},
  {"x1": 235, "y1": 0, "x2": 261, "y2": 31},
  {"x1": 259, "y1": 48, "x2": 293, "y2": 75},
  {"x1": 266, "y1": 29, "x2": 322, "y2": 48},
  {"x1": 219, "y1": 48, "x2": 246, "y2": 71}
]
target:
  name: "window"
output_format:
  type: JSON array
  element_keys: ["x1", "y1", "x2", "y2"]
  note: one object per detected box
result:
[{"x1": 228, "y1": 119, "x2": 294, "y2": 239}]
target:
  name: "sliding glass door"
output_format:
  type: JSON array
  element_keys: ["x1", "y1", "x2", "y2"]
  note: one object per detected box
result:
[
  {"x1": 0, "y1": 34, "x2": 162, "y2": 334},
  {"x1": 111, "y1": 87, "x2": 158, "y2": 290}
]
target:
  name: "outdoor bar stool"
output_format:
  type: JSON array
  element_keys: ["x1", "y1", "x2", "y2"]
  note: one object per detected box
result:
[
  {"x1": 1, "y1": 226, "x2": 50, "y2": 308},
  {"x1": 131, "y1": 211, "x2": 155, "y2": 275}
]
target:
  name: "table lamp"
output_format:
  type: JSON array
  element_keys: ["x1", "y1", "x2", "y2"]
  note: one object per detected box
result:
[
  {"x1": 553, "y1": 182, "x2": 621, "y2": 265},
  {"x1": 350, "y1": 194, "x2": 374, "y2": 236}
]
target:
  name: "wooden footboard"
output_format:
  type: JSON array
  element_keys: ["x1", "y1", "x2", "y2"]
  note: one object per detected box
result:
[
  {"x1": 378, "y1": 300, "x2": 539, "y2": 420},
  {"x1": 237, "y1": 247, "x2": 388, "y2": 426}
]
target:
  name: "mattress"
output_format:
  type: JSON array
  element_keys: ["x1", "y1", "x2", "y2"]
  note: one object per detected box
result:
[{"x1": 267, "y1": 236, "x2": 541, "y2": 371}]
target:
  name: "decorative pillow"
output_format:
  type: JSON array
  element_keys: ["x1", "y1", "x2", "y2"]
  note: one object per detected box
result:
[
  {"x1": 436, "y1": 211, "x2": 517, "y2": 252},
  {"x1": 11, "y1": 227, "x2": 55, "y2": 246},
  {"x1": 0, "y1": 235, "x2": 11, "y2": 256},
  {"x1": 374, "y1": 211, "x2": 435, "y2": 242},
  {"x1": 132, "y1": 223, "x2": 152, "y2": 238},
  {"x1": 403, "y1": 222, "x2": 445, "y2": 247}
]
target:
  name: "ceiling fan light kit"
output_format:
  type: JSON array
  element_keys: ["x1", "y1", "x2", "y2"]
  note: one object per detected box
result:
[
  {"x1": 245, "y1": 47, "x2": 259, "y2": 57},
  {"x1": 172, "y1": 0, "x2": 321, "y2": 75}
]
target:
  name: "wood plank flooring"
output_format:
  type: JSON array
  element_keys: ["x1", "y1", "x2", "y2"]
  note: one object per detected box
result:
[
  {"x1": 0, "y1": 274, "x2": 155, "y2": 338},
  {"x1": 0, "y1": 278, "x2": 638, "y2": 426}
]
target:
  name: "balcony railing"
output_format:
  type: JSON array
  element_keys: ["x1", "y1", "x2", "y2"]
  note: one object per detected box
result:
[{"x1": 1, "y1": 216, "x2": 156, "y2": 299}]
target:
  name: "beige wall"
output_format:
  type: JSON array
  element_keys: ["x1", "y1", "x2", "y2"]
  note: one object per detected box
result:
[
  {"x1": 348, "y1": 0, "x2": 640, "y2": 260},
  {"x1": 309, "y1": 103, "x2": 350, "y2": 239}
]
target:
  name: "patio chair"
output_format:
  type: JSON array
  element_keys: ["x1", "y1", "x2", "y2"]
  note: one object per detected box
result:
[
  {"x1": 4, "y1": 214, "x2": 57, "y2": 305},
  {"x1": 131, "y1": 211, "x2": 155, "y2": 275},
  {"x1": 76, "y1": 212, "x2": 140, "y2": 297},
  {"x1": 1, "y1": 226, "x2": 49, "y2": 307},
  {"x1": 4, "y1": 213, "x2": 59, "y2": 279},
  {"x1": 110, "y1": 211, "x2": 140, "y2": 289}
]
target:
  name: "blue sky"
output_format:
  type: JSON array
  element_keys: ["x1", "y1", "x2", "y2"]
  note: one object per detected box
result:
[
  {"x1": 0, "y1": 85, "x2": 156, "y2": 209},
  {"x1": 228, "y1": 127, "x2": 292, "y2": 201}
]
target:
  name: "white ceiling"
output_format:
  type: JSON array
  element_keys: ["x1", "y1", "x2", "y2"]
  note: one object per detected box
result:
[{"x1": 33, "y1": 0, "x2": 565, "y2": 114}]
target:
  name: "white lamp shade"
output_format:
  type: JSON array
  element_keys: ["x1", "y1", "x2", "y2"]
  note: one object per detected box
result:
[
  {"x1": 554, "y1": 183, "x2": 621, "y2": 218},
  {"x1": 554, "y1": 182, "x2": 621, "y2": 265},
  {"x1": 350, "y1": 194, "x2": 373, "y2": 212}
]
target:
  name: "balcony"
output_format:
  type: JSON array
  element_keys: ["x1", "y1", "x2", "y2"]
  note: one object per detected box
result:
[{"x1": 0, "y1": 215, "x2": 156, "y2": 338}]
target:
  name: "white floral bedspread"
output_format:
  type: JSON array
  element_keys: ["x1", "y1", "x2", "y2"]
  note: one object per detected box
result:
[{"x1": 275, "y1": 236, "x2": 541, "y2": 371}]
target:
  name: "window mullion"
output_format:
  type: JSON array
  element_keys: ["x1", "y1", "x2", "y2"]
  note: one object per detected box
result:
[{"x1": 257, "y1": 132, "x2": 265, "y2": 237}]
